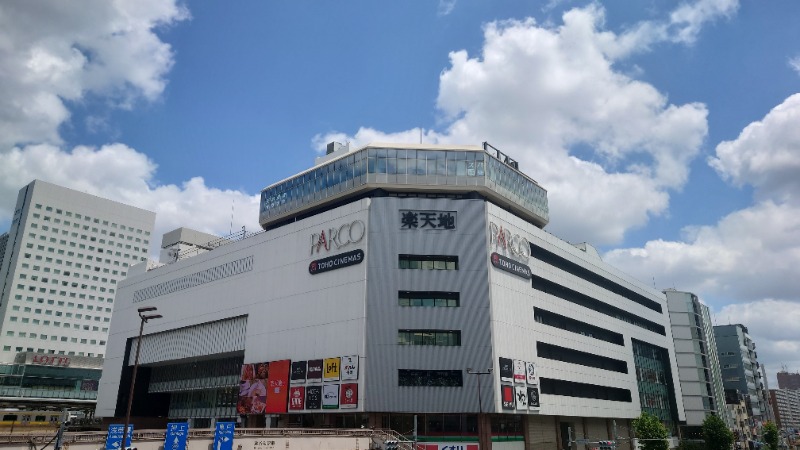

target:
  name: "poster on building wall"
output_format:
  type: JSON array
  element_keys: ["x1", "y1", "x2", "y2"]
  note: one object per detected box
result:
[
  {"x1": 525, "y1": 362, "x2": 536, "y2": 385},
  {"x1": 305, "y1": 386, "x2": 322, "y2": 409},
  {"x1": 322, "y1": 384, "x2": 339, "y2": 409},
  {"x1": 513, "y1": 360, "x2": 526, "y2": 384},
  {"x1": 515, "y1": 386, "x2": 528, "y2": 410},
  {"x1": 323, "y1": 357, "x2": 340, "y2": 381},
  {"x1": 340, "y1": 383, "x2": 358, "y2": 408},
  {"x1": 237, "y1": 363, "x2": 267, "y2": 415},
  {"x1": 290, "y1": 361, "x2": 307, "y2": 384},
  {"x1": 499, "y1": 357, "x2": 513, "y2": 382},
  {"x1": 265, "y1": 359, "x2": 290, "y2": 413},
  {"x1": 288, "y1": 386, "x2": 305, "y2": 410},
  {"x1": 341, "y1": 355, "x2": 359, "y2": 380},
  {"x1": 527, "y1": 386, "x2": 540, "y2": 409},
  {"x1": 307, "y1": 359, "x2": 323, "y2": 381},
  {"x1": 501, "y1": 384, "x2": 515, "y2": 410}
]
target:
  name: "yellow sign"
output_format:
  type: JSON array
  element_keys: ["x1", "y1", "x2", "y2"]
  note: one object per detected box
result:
[{"x1": 323, "y1": 357, "x2": 340, "y2": 381}]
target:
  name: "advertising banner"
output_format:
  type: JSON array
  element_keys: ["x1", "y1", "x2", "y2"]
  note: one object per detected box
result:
[
  {"x1": 513, "y1": 359, "x2": 526, "y2": 384},
  {"x1": 499, "y1": 357, "x2": 513, "y2": 382},
  {"x1": 525, "y1": 361, "x2": 536, "y2": 385},
  {"x1": 340, "y1": 383, "x2": 358, "y2": 408},
  {"x1": 527, "y1": 386, "x2": 540, "y2": 409},
  {"x1": 290, "y1": 361, "x2": 307, "y2": 384},
  {"x1": 305, "y1": 386, "x2": 322, "y2": 409},
  {"x1": 265, "y1": 359, "x2": 290, "y2": 413},
  {"x1": 501, "y1": 385, "x2": 515, "y2": 410},
  {"x1": 515, "y1": 386, "x2": 528, "y2": 410},
  {"x1": 307, "y1": 360, "x2": 323, "y2": 381},
  {"x1": 341, "y1": 355, "x2": 359, "y2": 380},
  {"x1": 237, "y1": 363, "x2": 268, "y2": 415},
  {"x1": 322, "y1": 384, "x2": 339, "y2": 409},
  {"x1": 288, "y1": 386, "x2": 305, "y2": 411},
  {"x1": 323, "y1": 357, "x2": 340, "y2": 381}
]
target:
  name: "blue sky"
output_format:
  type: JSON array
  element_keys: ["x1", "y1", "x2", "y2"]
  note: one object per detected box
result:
[{"x1": 0, "y1": 0, "x2": 798, "y2": 384}]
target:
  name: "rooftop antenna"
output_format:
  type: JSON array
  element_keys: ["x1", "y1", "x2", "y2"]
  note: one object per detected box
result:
[
  {"x1": 652, "y1": 277, "x2": 656, "y2": 289},
  {"x1": 230, "y1": 198, "x2": 235, "y2": 235},
  {"x1": 419, "y1": 128, "x2": 423, "y2": 144}
]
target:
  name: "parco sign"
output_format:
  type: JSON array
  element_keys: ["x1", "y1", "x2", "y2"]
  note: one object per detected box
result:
[{"x1": 311, "y1": 220, "x2": 365, "y2": 255}]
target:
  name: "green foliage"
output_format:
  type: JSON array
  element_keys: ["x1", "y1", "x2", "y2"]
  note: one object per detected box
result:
[
  {"x1": 677, "y1": 440, "x2": 704, "y2": 450},
  {"x1": 632, "y1": 412, "x2": 669, "y2": 450},
  {"x1": 762, "y1": 421, "x2": 779, "y2": 450},
  {"x1": 701, "y1": 415, "x2": 734, "y2": 450}
]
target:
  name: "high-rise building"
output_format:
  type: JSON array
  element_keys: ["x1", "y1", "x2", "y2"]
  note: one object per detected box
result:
[
  {"x1": 0, "y1": 180, "x2": 155, "y2": 409},
  {"x1": 97, "y1": 143, "x2": 685, "y2": 449},
  {"x1": 770, "y1": 389, "x2": 800, "y2": 433},
  {"x1": 714, "y1": 324, "x2": 769, "y2": 425},
  {"x1": 665, "y1": 289, "x2": 729, "y2": 436},
  {"x1": 778, "y1": 371, "x2": 800, "y2": 390}
]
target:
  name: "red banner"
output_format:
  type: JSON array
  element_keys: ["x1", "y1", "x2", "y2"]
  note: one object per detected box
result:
[
  {"x1": 288, "y1": 386, "x2": 305, "y2": 410},
  {"x1": 265, "y1": 359, "x2": 291, "y2": 413},
  {"x1": 340, "y1": 383, "x2": 358, "y2": 408}
]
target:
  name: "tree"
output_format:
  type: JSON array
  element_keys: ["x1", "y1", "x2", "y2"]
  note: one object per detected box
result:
[
  {"x1": 633, "y1": 412, "x2": 669, "y2": 450},
  {"x1": 762, "y1": 421, "x2": 779, "y2": 450},
  {"x1": 701, "y1": 414, "x2": 733, "y2": 450}
]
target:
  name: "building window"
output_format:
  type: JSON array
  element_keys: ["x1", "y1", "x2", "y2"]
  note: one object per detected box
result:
[
  {"x1": 540, "y1": 378, "x2": 632, "y2": 402},
  {"x1": 537, "y1": 342, "x2": 628, "y2": 373},
  {"x1": 398, "y1": 330, "x2": 461, "y2": 346},
  {"x1": 398, "y1": 369, "x2": 463, "y2": 387},
  {"x1": 399, "y1": 291, "x2": 460, "y2": 307},
  {"x1": 398, "y1": 254, "x2": 458, "y2": 270}
]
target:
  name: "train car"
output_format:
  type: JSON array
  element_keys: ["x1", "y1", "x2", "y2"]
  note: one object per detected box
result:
[{"x1": 0, "y1": 410, "x2": 73, "y2": 432}]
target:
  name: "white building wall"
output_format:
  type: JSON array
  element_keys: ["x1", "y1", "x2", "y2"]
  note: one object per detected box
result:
[
  {"x1": 97, "y1": 200, "x2": 370, "y2": 417},
  {"x1": 0, "y1": 180, "x2": 155, "y2": 363}
]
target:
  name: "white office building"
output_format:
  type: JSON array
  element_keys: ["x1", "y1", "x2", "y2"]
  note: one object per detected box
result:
[
  {"x1": 665, "y1": 290, "x2": 729, "y2": 436},
  {"x1": 96, "y1": 143, "x2": 684, "y2": 450},
  {"x1": 0, "y1": 180, "x2": 154, "y2": 409}
]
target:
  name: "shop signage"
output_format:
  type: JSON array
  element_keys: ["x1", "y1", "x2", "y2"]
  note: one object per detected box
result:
[
  {"x1": 305, "y1": 386, "x2": 322, "y2": 409},
  {"x1": 527, "y1": 386, "x2": 540, "y2": 409},
  {"x1": 311, "y1": 220, "x2": 365, "y2": 254},
  {"x1": 322, "y1": 384, "x2": 339, "y2": 409},
  {"x1": 501, "y1": 385, "x2": 515, "y2": 410},
  {"x1": 307, "y1": 360, "x2": 323, "y2": 381},
  {"x1": 400, "y1": 210, "x2": 457, "y2": 230},
  {"x1": 290, "y1": 361, "x2": 307, "y2": 384},
  {"x1": 340, "y1": 383, "x2": 358, "y2": 408},
  {"x1": 499, "y1": 357, "x2": 513, "y2": 382},
  {"x1": 515, "y1": 386, "x2": 528, "y2": 410},
  {"x1": 288, "y1": 386, "x2": 305, "y2": 410},
  {"x1": 31, "y1": 354, "x2": 70, "y2": 367},
  {"x1": 491, "y1": 252, "x2": 531, "y2": 279},
  {"x1": 489, "y1": 222, "x2": 530, "y2": 261},
  {"x1": 309, "y1": 249, "x2": 364, "y2": 275}
]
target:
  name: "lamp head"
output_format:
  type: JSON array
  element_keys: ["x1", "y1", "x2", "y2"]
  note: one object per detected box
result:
[{"x1": 137, "y1": 306, "x2": 157, "y2": 313}]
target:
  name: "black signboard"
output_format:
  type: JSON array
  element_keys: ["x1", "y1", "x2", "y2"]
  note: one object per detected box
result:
[
  {"x1": 499, "y1": 357, "x2": 513, "y2": 382},
  {"x1": 527, "y1": 386, "x2": 540, "y2": 408},
  {"x1": 501, "y1": 385, "x2": 515, "y2": 410},
  {"x1": 309, "y1": 249, "x2": 364, "y2": 275},
  {"x1": 490, "y1": 252, "x2": 532, "y2": 279},
  {"x1": 307, "y1": 359, "x2": 323, "y2": 381},
  {"x1": 305, "y1": 385, "x2": 322, "y2": 409},
  {"x1": 291, "y1": 360, "x2": 307, "y2": 384}
]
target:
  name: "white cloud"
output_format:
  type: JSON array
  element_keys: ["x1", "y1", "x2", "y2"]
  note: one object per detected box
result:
[
  {"x1": 438, "y1": 0, "x2": 457, "y2": 17},
  {"x1": 0, "y1": 1, "x2": 256, "y2": 255},
  {"x1": 0, "y1": 1, "x2": 188, "y2": 149},
  {"x1": 710, "y1": 93, "x2": 800, "y2": 203},
  {"x1": 0, "y1": 144, "x2": 260, "y2": 255},
  {"x1": 790, "y1": 55, "x2": 800, "y2": 76},
  {"x1": 316, "y1": 5, "x2": 709, "y2": 245},
  {"x1": 606, "y1": 92, "x2": 800, "y2": 382}
]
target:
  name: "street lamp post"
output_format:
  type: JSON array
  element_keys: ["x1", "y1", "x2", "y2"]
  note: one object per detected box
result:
[
  {"x1": 467, "y1": 368, "x2": 493, "y2": 450},
  {"x1": 123, "y1": 307, "x2": 162, "y2": 450}
]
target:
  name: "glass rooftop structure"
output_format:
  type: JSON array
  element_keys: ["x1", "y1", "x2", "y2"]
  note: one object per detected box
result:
[{"x1": 259, "y1": 143, "x2": 549, "y2": 229}]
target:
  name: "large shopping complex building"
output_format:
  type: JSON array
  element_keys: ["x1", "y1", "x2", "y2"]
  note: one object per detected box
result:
[{"x1": 95, "y1": 143, "x2": 685, "y2": 449}]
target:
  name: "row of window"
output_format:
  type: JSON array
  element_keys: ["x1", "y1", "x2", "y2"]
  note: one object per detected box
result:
[
  {"x1": 529, "y1": 242, "x2": 662, "y2": 313},
  {"x1": 398, "y1": 291, "x2": 460, "y2": 307},
  {"x1": 22, "y1": 251, "x2": 133, "y2": 269},
  {"x1": 15, "y1": 281, "x2": 114, "y2": 295},
  {"x1": 4, "y1": 331, "x2": 105, "y2": 345},
  {"x1": 531, "y1": 274, "x2": 666, "y2": 335},
  {"x1": 7, "y1": 316, "x2": 108, "y2": 326},
  {"x1": 536, "y1": 342, "x2": 628, "y2": 374},
  {"x1": 398, "y1": 254, "x2": 458, "y2": 270},
  {"x1": 27, "y1": 226, "x2": 147, "y2": 250},
  {"x1": 13, "y1": 294, "x2": 111, "y2": 310},
  {"x1": 32, "y1": 203, "x2": 149, "y2": 236},
  {"x1": 397, "y1": 330, "x2": 461, "y2": 346},
  {"x1": 23, "y1": 240, "x2": 141, "y2": 262},
  {"x1": 1, "y1": 345, "x2": 102, "y2": 358},
  {"x1": 533, "y1": 307, "x2": 625, "y2": 346}
]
